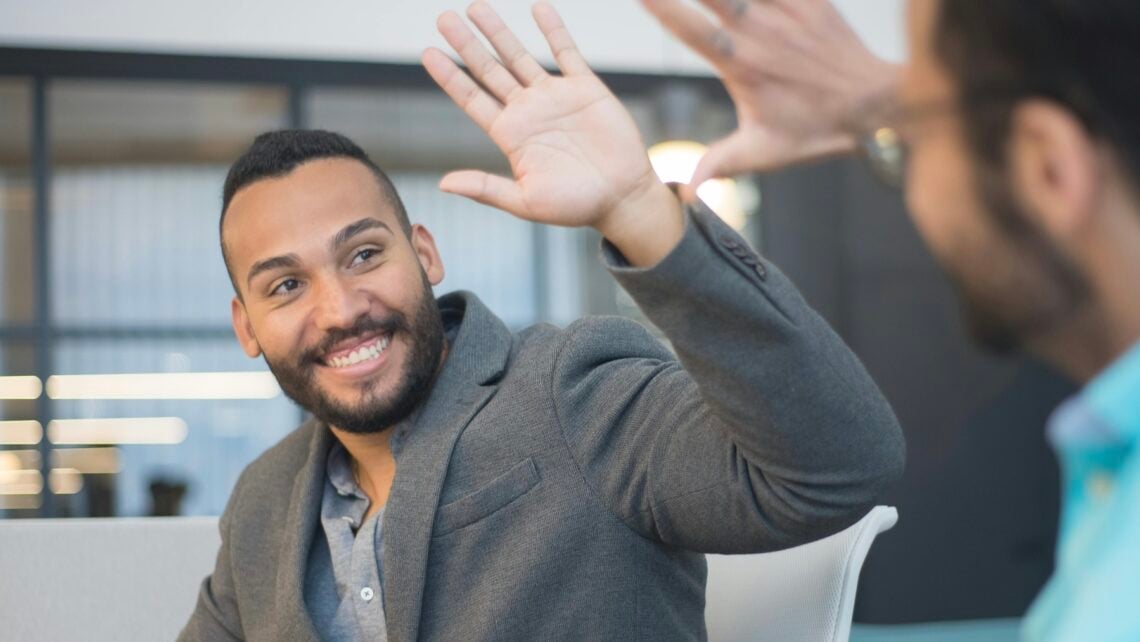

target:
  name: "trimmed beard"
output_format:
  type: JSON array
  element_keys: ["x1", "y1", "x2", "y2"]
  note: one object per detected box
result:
[
  {"x1": 264, "y1": 276, "x2": 445, "y2": 434},
  {"x1": 950, "y1": 164, "x2": 1091, "y2": 354}
]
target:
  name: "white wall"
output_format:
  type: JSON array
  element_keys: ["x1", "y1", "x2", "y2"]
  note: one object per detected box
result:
[{"x1": 0, "y1": 0, "x2": 905, "y2": 74}]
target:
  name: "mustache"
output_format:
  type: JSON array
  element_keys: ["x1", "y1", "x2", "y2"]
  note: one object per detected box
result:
[{"x1": 299, "y1": 313, "x2": 410, "y2": 365}]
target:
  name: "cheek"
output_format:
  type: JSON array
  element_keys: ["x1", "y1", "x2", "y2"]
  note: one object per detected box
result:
[
  {"x1": 252, "y1": 308, "x2": 310, "y2": 362},
  {"x1": 904, "y1": 135, "x2": 980, "y2": 260},
  {"x1": 367, "y1": 263, "x2": 430, "y2": 311}
]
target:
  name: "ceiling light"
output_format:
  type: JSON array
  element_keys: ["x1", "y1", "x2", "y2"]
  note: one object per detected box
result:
[
  {"x1": 46, "y1": 371, "x2": 280, "y2": 400},
  {"x1": 648, "y1": 140, "x2": 755, "y2": 231},
  {"x1": 48, "y1": 417, "x2": 188, "y2": 445}
]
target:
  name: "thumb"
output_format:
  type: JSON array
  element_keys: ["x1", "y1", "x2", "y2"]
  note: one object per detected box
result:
[
  {"x1": 686, "y1": 130, "x2": 760, "y2": 200},
  {"x1": 439, "y1": 170, "x2": 527, "y2": 216}
]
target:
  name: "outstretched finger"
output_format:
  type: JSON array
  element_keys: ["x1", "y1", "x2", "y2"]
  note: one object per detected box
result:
[
  {"x1": 640, "y1": 0, "x2": 736, "y2": 68},
  {"x1": 467, "y1": 1, "x2": 549, "y2": 86},
  {"x1": 422, "y1": 47, "x2": 502, "y2": 133},
  {"x1": 697, "y1": 0, "x2": 752, "y2": 23},
  {"x1": 437, "y1": 10, "x2": 521, "y2": 103},
  {"x1": 532, "y1": 3, "x2": 593, "y2": 77},
  {"x1": 688, "y1": 129, "x2": 760, "y2": 194},
  {"x1": 439, "y1": 170, "x2": 528, "y2": 217},
  {"x1": 687, "y1": 127, "x2": 853, "y2": 195}
]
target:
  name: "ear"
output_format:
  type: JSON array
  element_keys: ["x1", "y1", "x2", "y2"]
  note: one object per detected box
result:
[
  {"x1": 231, "y1": 296, "x2": 263, "y2": 358},
  {"x1": 1008, "y1": 99, "x2": 1100, "y2": 241},
  {"x1": 410, "y1": 224, "x2": 445, "y2": 286}
]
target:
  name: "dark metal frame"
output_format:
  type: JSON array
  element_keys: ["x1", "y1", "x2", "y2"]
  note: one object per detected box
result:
[
  {"x1": 31, "y1": 76, "x2": 54, "y2": 516},
  {"x1": 0, "y1": 47, "x2": 731, "y2": 96}
]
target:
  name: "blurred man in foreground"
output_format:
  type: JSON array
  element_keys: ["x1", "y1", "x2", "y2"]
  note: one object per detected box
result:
[
  {"x1": 180, "y1": 3, "x2": 905, "y2": 639},
  {"x1": 642, "y1": 0, "x2": 1140, "y2": 639}
]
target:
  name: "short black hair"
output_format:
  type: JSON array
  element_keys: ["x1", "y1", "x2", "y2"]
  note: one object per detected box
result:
[
  {"x1": 219, "y1": 129, "x2": 412, "y2": 294},
  {"x1": 935, "y1": 1, "x2": 1140, "y2": 189}
]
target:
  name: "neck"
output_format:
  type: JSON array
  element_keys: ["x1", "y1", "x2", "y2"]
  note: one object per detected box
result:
[
  {"x1": 330, "y1": 426, "x2": 397, "y2": 510},
  {"x1": 1028, "y1": 197, "x2": 1140, "y2": 383},
  {"x1": 1024, "y1": 305, "x2": 1119, "y2": 384}
]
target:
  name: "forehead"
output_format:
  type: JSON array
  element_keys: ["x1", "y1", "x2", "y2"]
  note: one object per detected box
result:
[{"x1": 223, "y1": 158, "x2": 397, "y2": 267}]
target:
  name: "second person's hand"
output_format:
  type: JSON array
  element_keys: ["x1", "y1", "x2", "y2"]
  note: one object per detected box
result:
[{"x1": 641, "y1": 0, "x2": 900, "y2": 191}]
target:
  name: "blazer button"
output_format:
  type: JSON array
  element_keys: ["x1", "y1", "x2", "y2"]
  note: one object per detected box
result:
[
  {"x1": 754, "y1": 262, "x2": 768, "y2": 280},
  {"x1": 740, "y1": 254, "x2": 759, "y2": 267}
]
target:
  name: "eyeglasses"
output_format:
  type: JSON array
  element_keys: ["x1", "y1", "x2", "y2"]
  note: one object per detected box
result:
[
  {"x1": 855, "y1": 124, "x2": 911, "y2": 190},
  {"x1": 849, "y1": 96, "x2": 962, "y2": 190},
  {"x1": 849, "y1": 87, "x2": 1050, "y2": 190}
]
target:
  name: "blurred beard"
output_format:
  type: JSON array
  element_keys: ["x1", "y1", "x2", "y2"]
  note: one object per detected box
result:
[
  {"x1": 950, "y1": 166, "x2": 1090, "y2": 354},
  {"x1": 264, "y1": 277, "x2": 445, "y2": 435}
]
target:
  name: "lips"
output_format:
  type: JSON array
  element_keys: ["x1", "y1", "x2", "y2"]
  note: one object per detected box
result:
[{"x1": 321, "y1": 333, "x2": 392, "y2": 369}]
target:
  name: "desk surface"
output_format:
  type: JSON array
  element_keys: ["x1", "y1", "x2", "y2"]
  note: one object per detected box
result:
[{"x1": 852, "y1": 619, "x2": 1022, "y2": 642}]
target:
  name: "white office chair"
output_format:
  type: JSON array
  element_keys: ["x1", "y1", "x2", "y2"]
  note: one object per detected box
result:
[
  {"x1": 705, "y1": 505, "x2": 899, "y2": 642},
  {"x1": 0, "y1": 516, "x2": 220, "y2": 642},
  {"x1": 0, "y1": 507, "x2": 896, "y2": 642}
]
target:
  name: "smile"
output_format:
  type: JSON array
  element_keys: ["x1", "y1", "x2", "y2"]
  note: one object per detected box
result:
[{"x1": 322, "y1": 334, "x2": 392, "y2": 369}]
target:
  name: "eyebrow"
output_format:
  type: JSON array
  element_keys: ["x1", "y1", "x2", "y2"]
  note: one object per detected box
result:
[
  {"x1": 330, "y1": 217, "x2": 392, "y2": 253},
  {"x1": 244, "y1": 218, "x2": 393, "y2": 291},
  {"x1": 246, "y1": 254, "x2": 301, "y2": 290}
]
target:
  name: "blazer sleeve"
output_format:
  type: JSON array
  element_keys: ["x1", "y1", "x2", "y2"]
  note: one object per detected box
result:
[
  {"x1": 551, "y1": 199, "x2": 906, "y2": 553},
  {"x1": 178, "y1": 475, "x2": 246, "y2": 641}
]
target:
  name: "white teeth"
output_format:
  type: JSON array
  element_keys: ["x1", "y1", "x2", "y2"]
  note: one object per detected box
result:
[{"x1": 327, "y1": 336, "x2": 390, "y2": 369}]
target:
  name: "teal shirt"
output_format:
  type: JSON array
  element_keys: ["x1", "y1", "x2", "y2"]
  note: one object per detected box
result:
[{"x1": 1024, "y1": 342, "x2": 1140, "y2": 642}]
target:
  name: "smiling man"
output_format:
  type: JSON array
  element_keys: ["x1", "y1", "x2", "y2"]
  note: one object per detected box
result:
[{"x1": 179, "y1": 3, "x2": 904, "y2": 640}]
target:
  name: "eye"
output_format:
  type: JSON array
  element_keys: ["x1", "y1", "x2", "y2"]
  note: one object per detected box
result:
[
  {"x1": 349, "y1": 247, "x2": 381, "y2": 267},
  {"x1": 270, "y1": 278, "x2": 301, "y2": 297}
]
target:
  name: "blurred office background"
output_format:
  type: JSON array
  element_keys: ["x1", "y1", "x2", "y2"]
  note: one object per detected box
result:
[{"x1": 0, "y1": 0, "x2": 1071, "y2": 629}]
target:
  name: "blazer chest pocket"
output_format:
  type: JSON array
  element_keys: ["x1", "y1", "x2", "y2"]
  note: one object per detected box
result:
[{"x1": 433, "y1": 458, "x2": 540, "y2": 537}]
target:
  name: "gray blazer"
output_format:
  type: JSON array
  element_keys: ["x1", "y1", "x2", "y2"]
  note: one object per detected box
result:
[{"x1": 180, "y1": 202, "x2": 905, "y2": 641}]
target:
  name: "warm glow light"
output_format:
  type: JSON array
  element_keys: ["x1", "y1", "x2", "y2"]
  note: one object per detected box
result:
[
  {"x1": 874, "y1": 127, "x2": 900, "y2": 147},
  {"x1": 0, "y1": 469, "x2": 42, "y2": 495},
  {"x1": 694, "y1": 181, "x2": 748, "y2": 232},
  {"x1": 0, "y1": 376, "x2": 43, "y2": 400},
  {"x1": 648, "y1": 140, "x2": 754, "y2": 231},
  {"x1": 48, "y1": 417, "x2": 189, "y2": 445},
  {"x1": 0, "y1": 495, "x2": 40, "y2": 510},
  {"x1": 49, "y1": 468, "x2": 84, "y2": 495},
  {"x1": 648, "y1": 140, "x2": 709, "y2": 184},
  {"x1": 2, "y1": 450, "x2": 40, "y2": 471},
  {"x1": 46, "y1": 371, "x2": 280, "y2": 400},
  {"x1": 0, "y1": 420, "x2": 43, "y2": 445},
  {"x1": 52, "y1": 447, "x2": 122, "y2": 474},
  {"x1": 0, "y1": 451, "x2": 21, "y2": 473},
  {"x1": 0, "y1": 468, "x2": 83, "y2": 496}
]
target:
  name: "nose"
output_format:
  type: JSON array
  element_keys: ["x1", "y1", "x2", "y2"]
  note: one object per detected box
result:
[{"x1": 312, "y1": 275, "x2": 371, "y2": 333}]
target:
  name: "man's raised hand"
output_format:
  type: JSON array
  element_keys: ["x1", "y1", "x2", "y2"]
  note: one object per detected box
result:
[{"x1": 423, "y1": 2, "x2": 683, "y2": 266}]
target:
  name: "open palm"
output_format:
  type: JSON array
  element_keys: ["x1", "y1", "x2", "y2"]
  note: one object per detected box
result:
[
  {"x1": 423, "y1": 2, "x2": 659, "y2": 229},
  {"x1": 641, "y1": 0, "x2": 898, "y2": 187}
]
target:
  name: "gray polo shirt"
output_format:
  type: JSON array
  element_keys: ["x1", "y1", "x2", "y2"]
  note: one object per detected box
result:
[{"x1": 303, "y1": 428, "x2": 409, "y2": 641}]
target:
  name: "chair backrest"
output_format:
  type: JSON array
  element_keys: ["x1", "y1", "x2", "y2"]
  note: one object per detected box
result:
[
  {"x1": 0, "y1": 516, "x2": 220, "y2": 642},
  {"x1": 705, "y1": 505, "x2": 899, "y2": 642},
  {"x1": 0, "y1": 508, "x2": 896, "y2": 641}
]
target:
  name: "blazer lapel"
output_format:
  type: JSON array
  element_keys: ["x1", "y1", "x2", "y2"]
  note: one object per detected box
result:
[
  {"x1": 274, "y1": 419, "x2": 330, "y2": 641},
  {"x1": 382, "y1": 292, "x2": 513, "y2": 642}
]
